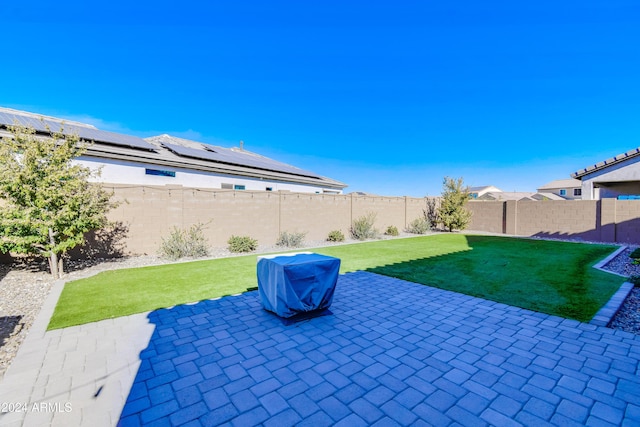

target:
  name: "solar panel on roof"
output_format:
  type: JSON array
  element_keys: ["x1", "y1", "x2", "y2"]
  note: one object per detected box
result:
[
  {"x1": 162, "y1": 142, "x2": 320, "y2": 178},
  {"x1": 0, "y1": 111, "x2": 156, "y2": 151}
]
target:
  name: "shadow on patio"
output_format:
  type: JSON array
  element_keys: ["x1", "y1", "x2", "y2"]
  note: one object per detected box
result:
[{"x1": 117, "y1": 270, "x2": 640, "y2": 426}]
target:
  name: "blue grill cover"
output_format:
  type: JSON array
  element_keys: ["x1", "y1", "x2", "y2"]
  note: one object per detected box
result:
[{"x1": 257, "y1": 253, "x2": 341, "y2": 318}]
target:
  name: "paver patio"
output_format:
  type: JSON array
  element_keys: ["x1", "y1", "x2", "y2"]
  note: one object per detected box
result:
[{"x1": 2, "y1": 271, "x2": 640, "y2": 426}]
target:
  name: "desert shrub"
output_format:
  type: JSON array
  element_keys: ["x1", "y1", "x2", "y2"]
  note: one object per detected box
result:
[
  {"x1": 327, "y1": 230, "x2": 345, "y2": 242},
  {"x1": 227, "y1": 235, "x2": 258, "y2": 253},
  {"x1": 159, "y1": 223, "x2": 210, "y2": 260},
  {"x1": 277, "y1": 231, "x2": 306, "y2": 248},
  {"x1": 425, "y1": 198, "x2": 440, "y2": 229},
  {"x1": 385, "y1": 225, "x2": 399, "y2": 236},
  {"x1": 351, "y1": 212, "x2": 378, "y2": 240},
  {"x1": 406, "y1": 217, "x2": 430, "y2": 234}
]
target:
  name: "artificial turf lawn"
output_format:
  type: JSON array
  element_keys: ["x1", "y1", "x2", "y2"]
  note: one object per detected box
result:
[{"x1": 48, "y1": 234, "x2": 622, "y2": 329}]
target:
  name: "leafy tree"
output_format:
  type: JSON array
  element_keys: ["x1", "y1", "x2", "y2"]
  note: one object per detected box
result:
[
  {"x1": 438, "y1": 176, "x2": 472, "y2": 232},
  {"x1": 424, "y1": 197, "x2": 440, "y2": 229},
  {"x1": 0, "y1": 125, "x2": 116, "y2": 278}
]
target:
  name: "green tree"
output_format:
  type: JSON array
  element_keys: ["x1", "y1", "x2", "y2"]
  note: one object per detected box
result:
[
  {"x1": 438, "y1": 176, "x2": 472, "y2": 232},
  {"x1": 0, "y1": 125, "x2": 116, "y2": 278}
]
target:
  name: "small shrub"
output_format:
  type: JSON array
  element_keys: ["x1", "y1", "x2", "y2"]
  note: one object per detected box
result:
[
  {"x1": 630, "y1": 248, "x2": 640, "y2": 259},
  {"x1": 159, "y1": 223, "x2": 210, "y2": 260},
  {"x1": 351, "y1": 212, "x2": 378, "y2": 240},
  {"x1": 425, "y1": 198, "x2": 440, "y2": 229},
  {"x1": 385, "y1": 225, "x2": 399, "y2": 236},
  {"x1": 277, "y1": 231, "x2": 306, "y2": 248},
  {"x1": 327, "y1": 230, "x2": 345, "y2": 242},
  {"x1": 227, "y1": 235, "x2": 258, "y2": 253},
  {"x1": 406, "y1": 217, "x2": 430, "y2": 234}
]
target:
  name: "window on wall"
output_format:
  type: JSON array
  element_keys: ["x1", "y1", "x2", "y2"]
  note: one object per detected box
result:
[
  {"x1": 221, "y1": 183, "x2": 233, "y2": 189},
  {"x1": 573, "y1": 189, "x2": 582, "y2": 196},
  {"x1": 266, "y1": 187, "x2": 273, "y2": 191},
  {"x1": 234, "y1": 184, "x2": 246, "y2": 190},
  {"x1": 145, "y1": 168, "x2": 175, "y2": 177},
  {"x1": 559, "y1": 189, "x2": 566, "y2": 196}
]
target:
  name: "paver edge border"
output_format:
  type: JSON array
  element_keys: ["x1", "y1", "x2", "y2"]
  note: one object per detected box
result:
[{"x1": 589, "y1": 245, "x2": 635, "y2": 326}]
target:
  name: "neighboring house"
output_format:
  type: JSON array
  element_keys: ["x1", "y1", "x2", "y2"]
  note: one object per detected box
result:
[
  {"x1": 476, "y1": 191, "x2": 535, "y2": 201},
  {"x1": 531, "y1": 192, "x2": 566, "y2": 201},
  {"x1": 572, "y1": 147, "x2": 640, "y2": 200},
  {"x1": 469, "y1": 186, "x2": 502, "y2": 199},
  {"x1": 0, "y1": 107, "x2": 347, "y2": 194},
  {"x1": 537, "y1": 179, "x2": 583, "y2": 200}
]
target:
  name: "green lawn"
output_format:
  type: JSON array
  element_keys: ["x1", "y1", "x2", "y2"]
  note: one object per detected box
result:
[{"x1": 48, "y1": 234, "x2": 622, "y2": 329}]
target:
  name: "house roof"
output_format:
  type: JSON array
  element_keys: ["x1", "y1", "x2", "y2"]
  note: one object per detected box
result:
[
  {"x1": 0, "y1": 107, "x2": 347, "y2": 190},
  {"x1": 533, "y1": 192, "x2": 566, "y2": 201},
  {"x1": 469, "y1": 185, "x2": 502, "y2": 194},
  {"x1": 571, "y1": 147, "x2": 640, "y2": 179},
  {"x1": 537, "y1": 178, "x2": 582, "y2": 190},
  {"x1": 477, "y1": 191, "x2": 535, "y2": 201}
]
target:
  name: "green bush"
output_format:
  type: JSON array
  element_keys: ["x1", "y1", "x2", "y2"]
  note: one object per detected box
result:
[
  {"x1": 277, "y1": 231, "x2": 306, "y2": 248},
  {"x1": 351, "y1": 212, "x2": 378, "y2": 240},
  {"x1": 630, "y1": 248, "x2": 640, "y2": 259},
  {"x1": 629, "y1": 275, "x2": 640, "y2": 286},
  {"x1": 327, "y1": 230, "x2": 345, "y2": 242},
  {"x1": 385, "y1": 225, "x2": 399, "y2": 236},
  {"x1": 406, "y1": 217, "x2": 430, "y2": 234},
  {"x1": 227, "y1": 235, "x2": 258, "y2": 253},
  {"x1": 159, "y1": 223, "x2": 210, "y2": 260}
]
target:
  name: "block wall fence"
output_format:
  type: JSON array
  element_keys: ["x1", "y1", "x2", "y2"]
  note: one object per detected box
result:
[
  {"x1": 467, "y1": 199, "x2": 640, "y2": 244},
  {"x1": 1, "y1": 186, "x2": 639, "y2": 263},
  {"x1": 102, "y1": 185, "x2": 433, "y2": 256},
  {"x1": 106, "y1": 187, "x2": 639, "y2": 255}
]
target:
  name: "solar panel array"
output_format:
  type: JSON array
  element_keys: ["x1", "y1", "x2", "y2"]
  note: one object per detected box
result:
[
  {"x1": 162, "y1": 142, "x2": 321, "y2": 178},
  {"x1": 0, "y1": 110, "x2": 156, "y2": 151}
]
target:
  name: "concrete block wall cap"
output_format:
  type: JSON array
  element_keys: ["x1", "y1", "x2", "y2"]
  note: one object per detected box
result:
[{"x1": 257, "y1": 251, "x2": 313, "y2": 260}]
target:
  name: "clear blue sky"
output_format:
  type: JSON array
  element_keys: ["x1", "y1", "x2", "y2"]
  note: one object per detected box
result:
[{"x1": 3, "y1": 1, "x2": 639, "y2": 196}]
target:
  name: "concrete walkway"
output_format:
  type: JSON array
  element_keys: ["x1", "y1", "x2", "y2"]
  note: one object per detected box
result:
[
  {"x1": 0, "y1": 279, "x2": 154, "y2": 427},
  {"x1": 2, "y1": 271, "x2": 640, "y2": 426}
]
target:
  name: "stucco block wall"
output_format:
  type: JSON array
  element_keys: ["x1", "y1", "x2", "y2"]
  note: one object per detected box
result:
[
  {"x1": 279, "y1": 193, "x2": 351, "y2": 241},
  {"x1": 6, "y1": 185, "x2": 640, "y2": 263},
  {"x1": 515, "y1": 200, "x2": 599, "y2": 240},
  {"x1": 615, "y1": 200, "x2": 640, "y2": 243},
  {"x1": 352, "y1": 196, "x2": 407, "y2": 233},
  {"x1": 99, "y1": 186, "x2": 433, "y2": 256},
  {"x1": 468, "y1": 199, "x2": 640, "y2": 243},
  {"x1": 468, "y1": 201, "x2": 504, "y2": 233}
]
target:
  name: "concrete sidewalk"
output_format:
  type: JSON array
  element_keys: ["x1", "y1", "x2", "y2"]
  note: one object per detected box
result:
[
  {"x1": 0, "y1": 279, "x2": 154, "y2": 427},
  {"x1": 2, "y1": 271, "x2": 640, "y2": 426}
]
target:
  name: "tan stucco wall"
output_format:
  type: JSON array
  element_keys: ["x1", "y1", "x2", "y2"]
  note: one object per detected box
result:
[
  {"x1": 102, "y1": 186, "x2": 434, "y2": 255},
  {"x1": 467, "y1": 199, "x2": 640, "y2": 243}
]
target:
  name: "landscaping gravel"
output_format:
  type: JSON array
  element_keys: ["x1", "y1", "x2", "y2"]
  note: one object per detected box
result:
[{"x1": 0, "y1": 237, "x2": 638, "y2": 380}]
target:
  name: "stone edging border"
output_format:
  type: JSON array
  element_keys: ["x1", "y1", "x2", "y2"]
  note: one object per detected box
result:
[{"x1": 590, "y1": 245, "x2": 635, "y2": 326}]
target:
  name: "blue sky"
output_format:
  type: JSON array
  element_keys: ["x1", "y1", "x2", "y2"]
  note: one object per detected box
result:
[{"x1": 2, "y1": 1, "x2": 639, "y2": 196}]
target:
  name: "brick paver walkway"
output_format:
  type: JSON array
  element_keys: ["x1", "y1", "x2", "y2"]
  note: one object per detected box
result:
[{"x1": 118, "y1": 271, "x2": 640, "y2": 426}]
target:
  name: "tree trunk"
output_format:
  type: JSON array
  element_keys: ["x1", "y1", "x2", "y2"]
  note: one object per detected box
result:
[
  {"x1": 58, "y1": 257, "x2": 64, "y2": 278},
  {"x1": 48, "y1": 252, "x2": 60, "y2": 279},
  {"x1": 48, "y1": 228, "x2": 61, "y2": 279}
]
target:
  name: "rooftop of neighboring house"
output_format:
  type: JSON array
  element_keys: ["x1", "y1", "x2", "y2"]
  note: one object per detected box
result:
[
  {"x1": 469, "y1": 185, "x2": 502, "y2": 193},
  {"x1": 572, "y1": 147, "x2": 640, "y2": 179},
  {"x1": 533, "y1": 192, "x2": 566, "y2": 201},
  {"x1": 537, "y1": 178, "x2": 582, "y2": 191},
  {"x1": 0, "y1": 107, "x2": 347, "y2": 190},
  {"x1": 476, "y1": 191, "x2": 536, "y2": 201}
]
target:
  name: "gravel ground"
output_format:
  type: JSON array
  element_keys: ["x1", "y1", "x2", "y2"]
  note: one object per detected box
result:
[{"x1": 0, "y1": 236, "x2": 638, "y2": 380}]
